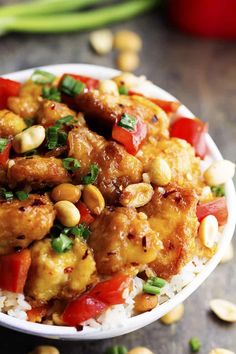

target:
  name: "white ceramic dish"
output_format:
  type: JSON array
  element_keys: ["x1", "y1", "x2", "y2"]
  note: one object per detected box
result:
[{"x1": 1, "y1": 64, "x2": 235, "y2": 340}]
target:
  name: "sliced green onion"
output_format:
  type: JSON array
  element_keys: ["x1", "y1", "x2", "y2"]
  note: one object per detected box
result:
[
  {"x1": 57, "y1": 131, "x2": 68, "y2": 146},
  {"x1": 147, "y1": 277, "x2": 166, "y2": 288},
  {"x1": 0, "y1": 188, "x2": 14, "y2": 200},
  {"x1": 51, "y1": 233, "x2": 73, "y2": 253},
  {"x1": 56, "y1": 115, "x2": 75, "y2": 126},
  {"x1": 60, "y1": 75, "x2": 85, "y2": 96},
  {"x1": 71, "y1": 224, "x2": 91, "y2": 240},
  {"x1": 119, "y1": 85, "x2": 128, "y2": 95},
  {"x1": 62, "y1": 157, "x2": 81, "y2": 172},
  {"x1": 82, "y1": 163, "x2": 99, "y2": 185},
  {"x1": 15, "y1": 190, "x2": 29, "y2": 201},
  {"x1": 143, "y1": 283, "x2": 161, "y2": 295},
  {"x1": 211, "y1": 185, "x2": 225, "y2": 197},
  {"x1": 0, "y1": 138, "x2": 8, "y2": 153},
  {"x1": 189, "y1": 337, "x2": 201, "y2": 352},
  {"x1": 42, "y1": 86, "x2": 61, "y2": 102},
  {"x1": 31, "y1": 69, "x2": 55, "y2": 84},
  {"x1": 118, "y1": 113, "x2": 137, "y2": 131},
  {"x1": 46, "y1": 126, "x2": 59, "y2": 150},
  {"x1": 105, "y1": 345, "x2": 128, "y2": 354}
]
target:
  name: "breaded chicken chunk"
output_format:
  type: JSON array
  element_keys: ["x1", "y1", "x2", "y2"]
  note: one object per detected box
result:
[
  {"x1": 68, "y1": 127, "x2": 143, "y2": 203},
  {"x1": 0, "y1": 109, "x2": 27, "y2": 137},
  {"x1": 75, "y1": 91, "x2": 169, "y2": 139},
  {"x1": 140, "y1": 186, "x2": 199, "y2": 279},
  {"x1": 26, "y1": 238, "x2": 96, "y2": 301},
  {"x1": 8, "y1": 156, "x2": 71, "y2": 189},
  {"x1": 89, "y1": 207, "x2": 162, "y2": 275},
  {"x1": 0, "y1": 194, "x2": 55, "y2": 255},
  {"x1": 36, "y1": 100, "x2": 76, "y2": 127},
  {"x1": 139, "y1": 137, "x2": 203, "y2": 190}
]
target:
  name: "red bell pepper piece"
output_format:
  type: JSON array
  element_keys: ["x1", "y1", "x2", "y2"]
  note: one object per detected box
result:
[
  {"x1": 90, "y1": 273, "x2": 131, "y2": 305},
  {"x1": 62, "y1": 274, "x2": 130, "y2": 326},
  {"x1": 170, "y1": 117, "x2": 208, "y2": 159},
  {"x1": 129, "y1": 91, "x2": 180, "y2": 114},
  {"x1": 0, "y1": 141, "x2": 11, "y2": 167},
  {"x1": 62, "y1": 295, "x2": 107, "y2": 326},
  {"x1": 27, "y1": 305, "x2": 49, "y2": 323},
  {"x1": 197, "y1": 197, "x2": 228, "y2": 226},
  {"x1": 0, "y1": 78, "x2": 21, "y2": 109},
  {"x1": 112, "y1": 117, "x2": 147, "y2": 155},
  {"x1": 0, "y1": 249, "x2": 31, "y2": 293},
  {"x1": 76, "y1": 201, "x2": 94, "y2": 224},
  {"x1": 61, "y1": 73, "x2": 99, "y2": 91}
]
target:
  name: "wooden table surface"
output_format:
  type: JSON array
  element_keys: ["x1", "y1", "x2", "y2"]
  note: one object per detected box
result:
[{"x1": 0, "y1": 5, "x2": 236, "y2": 354}]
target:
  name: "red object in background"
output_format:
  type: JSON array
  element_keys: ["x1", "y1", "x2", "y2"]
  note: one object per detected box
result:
[
  {"x1": 76, "y1": 201, "x2": 94, "y2": 224},
  {"x1": 196, "y1": 197, "x2": 228, "y2": 226},
  {"x1": 112, "y1": 117, "x2": 147, "y2": 155},
  {"x1": 0, "y1": 249, "x2": 31, "y2": 293},
  {"x1": 0, "y1": 142, "x2": 11, "y2": 167},
  {"x1": 170, "y1": 117, "x2": 208, "y2": 159},
  {"x1": 0, "y1": 78, "x2": 21, "y2": 109},
  {"x1": 62, "y1": 274, "x2": 129, "y2": 326},
  {"x1": 168, "y1": 0, "x2": 236, "y2": 38}
]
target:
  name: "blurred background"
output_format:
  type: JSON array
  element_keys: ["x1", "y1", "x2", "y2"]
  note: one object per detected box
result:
[{"x1": 0, "y1": 0, "x2": 236, "y2": 353}]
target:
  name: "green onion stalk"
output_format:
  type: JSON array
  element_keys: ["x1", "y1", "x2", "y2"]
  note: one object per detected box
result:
[
  {"x1": 0, "y1": 0, "x2": 158, "y2": 35},
  {"x1": 0, "y1": 0, "x2": 107, "y2": 18}
]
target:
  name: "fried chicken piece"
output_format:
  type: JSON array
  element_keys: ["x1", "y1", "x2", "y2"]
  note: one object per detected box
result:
[
  {"x1": 138, "y1": 137, "x2": 203, "y2": 190},
  {"x1": 75, "y1": 91, "x2": 169, "y2": 139},
  {"x1": 8, "y1": 156, "x2": 71, "y2": 189},
  {"x1": 89, "y1": 207, "x2": 161, "y2": 275},
  {"x1": 68, "y1": 127, "x2": 143, "y2": 203},
  {"x1": 140, "y1": 185, "x2": 199, "y2": 279},
  {"x1": 26, "y1": 238, "x2": 96, "y2": 301},
  {"x1": 0, "y1": 194, "x2": 55, "y2": 255},
  {"x1": 36, "y1": 99, "x2": 76, "y2": 127},
  {"x1": 7, "y1": 80, "x2": 42, "y2": 119},
  {"x1": 0, "y1": 109, "x2": 27, "y2": 137}
]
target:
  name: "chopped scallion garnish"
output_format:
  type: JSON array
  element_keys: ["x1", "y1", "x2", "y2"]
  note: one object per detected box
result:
[
  {"x1": 60, "y1": 75, "x2": 85, "y2": 96},
  {"x1": 147, "y1": 277, "x2": 166, "y2": 288},
  {"x1": 51, "y1": 233, "x2": 73, "y2": 253},
  {"x1": 0, "y1": 188, "x2": 14, "y2": 200},
  {"x1": 0, "y1": 138, "x2": 8, "y2": 153},
  {"x1": 143, "y1": 283, "x2": 161, "y2": 295},
  {"x1": 31, "y1": 69, "x2": 55, "y2": 85},
  {"x1": 71, "y1": 224, "x2": 91, "y2": 240},
  {"x1": 42, "y1": 86, "x2": 61, "y2": 102},
  {"x1": 118, "y1": 113, "x2": 137, "y2": 131},
  {"x1": 82, "y1": 163, "x2": 99, "y2": 185},
  {"x1": 189, "y1": 337, "x2": 201, "y2": 352},
  {"x1": 105, "y1": 345, "x2": 128, "y2": 354},
  {"x1": 62, "y1": 157, "x2": 81, "y2": 172},
  {"x1": 118, "y1": 85, "x2": 128, "y2": 95},
  {"x1": 56, "y1": 115, "x2": 75, "y2": 127},
  {"x1": 46, "y1": 126, "x2": 59, "y2": 150},
  {"x1": 211, "y1": 185, "x2": 225, "y2": 197},
  {"x1": 15, "y1": 191, "x2": 29, "y2": 201}
]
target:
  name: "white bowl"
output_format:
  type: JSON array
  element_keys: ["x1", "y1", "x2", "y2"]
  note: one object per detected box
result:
[{"x1": 1, "y1": 64, "x2": 236, "y2": 340}]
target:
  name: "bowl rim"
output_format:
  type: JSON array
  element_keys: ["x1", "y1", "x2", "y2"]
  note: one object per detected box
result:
[{"x1": 1, "y1": 63, "x2": 235, "y2": 340}]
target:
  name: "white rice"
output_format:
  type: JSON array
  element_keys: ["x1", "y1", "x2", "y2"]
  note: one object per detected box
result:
[{"x1": 0, "y1": 290, "x2": 31, "y2": 320}]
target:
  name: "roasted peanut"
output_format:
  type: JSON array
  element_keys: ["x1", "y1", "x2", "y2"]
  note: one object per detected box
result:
[
  {"x1": 89, "y1": 29, "x2": 113, "y2": 55},
  {"x1": 117, "y1": 51, "x2": 140, "y2": 72},
  {"x1": 29, "y1": 346, "x2": 60, "y2": 354},
  {"x1": 209, "y1": 349, "x2": 235, "y2": 354},
  {"x1": 98, "y1": 79, "x2": 119, "y2": 96},
  {"x1": 120, "y1": 183, "x2": 154, "y2": 208},
  {"x1": 160, "y1": 303, "x2": 185, "y2": 325},
  {"x1": 210, "y1": 299, "x2": 236, "y2": 322},
  {"x1": 54, "y1": 200, "x2": 80, "y2": 227},
  {"x1": 198, "y1": 215, "x2": 218, "y2": 249},
  {"x1": 134, "y1": 293, "x2": 158, "y2": 314},
  {"x1": 128, "y1": 347, "x2": 154, "y2": 354},
  {"x1": 51, "y1": 183, "x2": 81, "y2": 203},
  {"x1": 148, "y1": 157, "x2": 172, "y2": 186},
  {"x1": 204, "y1": 160, "x2": 235, "y2": 186},
  {"x1": 83, "y1": 185, "x2": 105, "y2": 215},
  {"x1": 12, "y1": 125, "x2": 45, "y2": 153},
  {"x1": 113, "y1": 72, "x2": 140, "y2": 88},
  {"x1": 114, "y1": 30, "x2": 142, "y2": 52}
]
